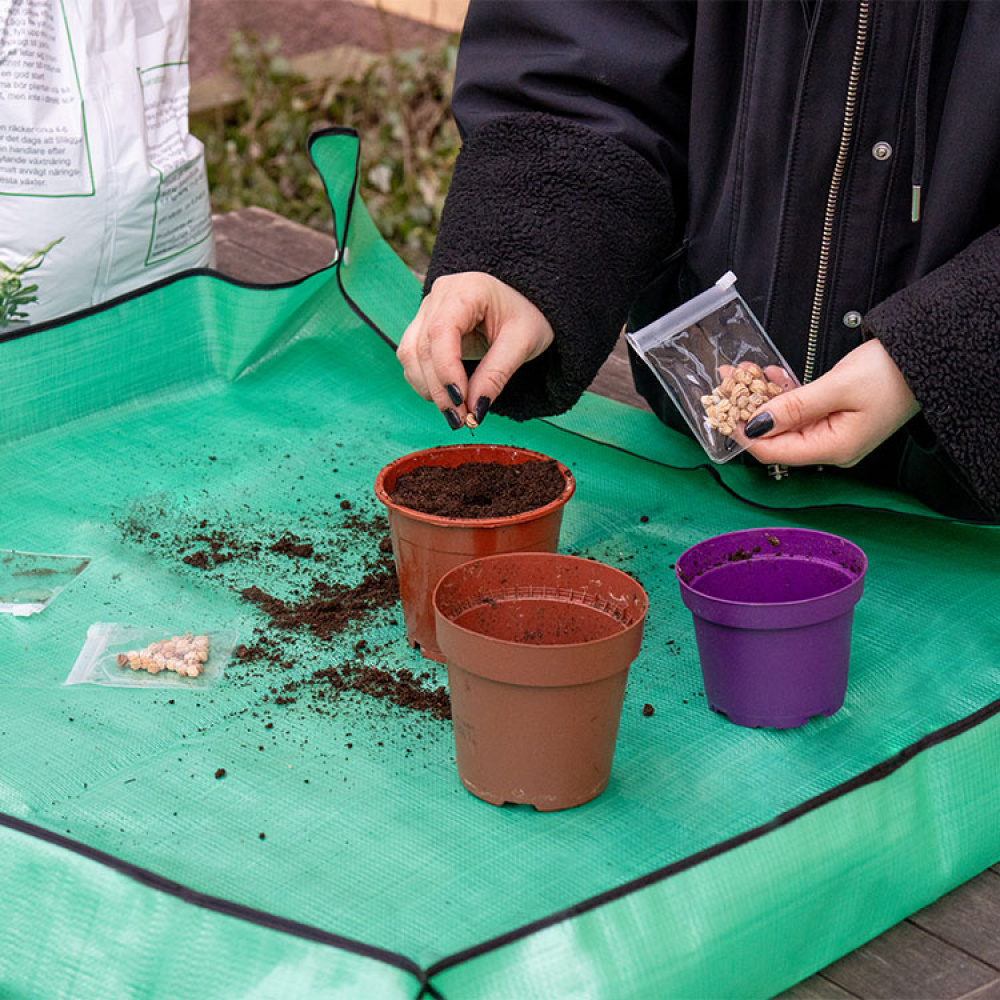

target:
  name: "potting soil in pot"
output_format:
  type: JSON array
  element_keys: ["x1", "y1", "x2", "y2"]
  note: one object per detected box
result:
[
  {"x1": 2, "y1": 131, "x2": 1000, "y2": 1000},
  {"x1": 388, "y1": 459, "x2": 566, "y2": 518}
]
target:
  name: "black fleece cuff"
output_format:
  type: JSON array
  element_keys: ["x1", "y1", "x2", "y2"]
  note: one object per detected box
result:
[
  {"x1": 863, "y1": 226, "x2": 1000, "y2": 518},
  {"x1": 424, "y1": 112, "x2": 675, "y2": 420}
]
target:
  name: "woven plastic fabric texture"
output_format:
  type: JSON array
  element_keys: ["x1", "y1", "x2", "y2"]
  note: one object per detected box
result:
[{"x1": 1, "y1": 130, "x2": 998, "y2": 999}]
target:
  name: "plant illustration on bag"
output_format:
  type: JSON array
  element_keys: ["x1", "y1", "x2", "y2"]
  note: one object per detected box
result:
[{"x1": 0, "y1": 237, "x2": 64, "y2": 327}]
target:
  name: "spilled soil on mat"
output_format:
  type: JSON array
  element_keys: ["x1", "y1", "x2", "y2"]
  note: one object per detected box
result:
[{"x1": 117, "y1": 485, "x2": 450, "y2": 724}]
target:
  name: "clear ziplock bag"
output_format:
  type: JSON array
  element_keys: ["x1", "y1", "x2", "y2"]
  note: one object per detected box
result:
[
  {"x1": 0, "y1": 549, "x2": 90, "y2": 616},
  {"x1": 65, "y1": 624, "x2": 239, "y2": 689},
  {"x1": 627, "y1": 272, "x2": 800, "y2": 463}
]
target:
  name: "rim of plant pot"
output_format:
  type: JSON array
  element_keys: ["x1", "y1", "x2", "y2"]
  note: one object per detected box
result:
[
  {"x1": 374, "y1": 443, "x2": 576, "y2": 529},
  {"x1": 433, "y1": 551, "x2": 649, "y2": 687},
  {"x1": 675, "y1": 526, "x2": 867, "y2": 630}
]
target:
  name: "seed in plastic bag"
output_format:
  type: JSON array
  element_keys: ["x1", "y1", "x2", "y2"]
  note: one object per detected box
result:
[
  {"x1": 701, "y1": 363, "x2": 786, "y2": 438},
  {"x1": 115, "y1": 633, "x2": 210, "y2": 677}
]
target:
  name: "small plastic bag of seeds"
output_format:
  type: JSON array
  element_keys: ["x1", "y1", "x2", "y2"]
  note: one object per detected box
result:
[
  {"x1": 65, "y1": 623, "x2": 239, "y2": 689},
  {"x1": 626, "y1": 272, "x2": 800, "y2": 463},
  {"x1": 0, "y1": 549, "x2": 91, "y2": 616}
]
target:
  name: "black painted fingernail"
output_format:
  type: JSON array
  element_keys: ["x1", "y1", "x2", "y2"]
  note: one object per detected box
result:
[
  {"x1": 445, "y1": 383, "x2": 464, "y2": 407},
  {"x1": 744, "y1": 412, "x2": 773, "y2": 439},
  {"x1": 473, "y1": 396, "x2": 491, "y2": 427},
  {"x1": 443, "y1": 407, "x2": 463, "y2": 430}
]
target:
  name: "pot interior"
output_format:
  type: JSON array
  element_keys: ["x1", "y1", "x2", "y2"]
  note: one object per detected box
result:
[
  {"x1": 453, "y1": 594, "x2": 625, "y2": 645},
  {"x1": 691, "y1": 556, "x2": 855, "y2": 604},
  {"x1": 676, "y1": 527, "x2": 867, "y2": 608}
]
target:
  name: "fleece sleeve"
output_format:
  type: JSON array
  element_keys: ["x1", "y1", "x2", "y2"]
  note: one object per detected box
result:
[
  {"x1": 422, "y1": 0, "x2": 689, "y2": 419},
  {"x1": 423, "y1": 112, "x2": 675, "y2": 420},
  {"x1": 863, "y1": 226, "x2": 1000, "y2": 518}
]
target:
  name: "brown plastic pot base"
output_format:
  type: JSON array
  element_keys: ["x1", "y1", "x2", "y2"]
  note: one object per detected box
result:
[
  {"x1": 434, "y1": 552, "x2": 648, "y2": 812},
  {"x1": 460, "y1": 775, "x2": 610, "y2": 812},
  {"x1": 408, "y1": 637, "x2": 445, "y2": 665}
]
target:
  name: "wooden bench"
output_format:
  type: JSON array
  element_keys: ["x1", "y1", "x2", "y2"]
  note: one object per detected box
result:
[{"x1": 214, "y1": 206, "x2": 1000, "y2": 1000}]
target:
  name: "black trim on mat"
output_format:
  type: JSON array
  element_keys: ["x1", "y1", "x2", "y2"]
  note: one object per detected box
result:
[
  {"x1": 425, "y1": 694, "x2": 1000, "y2": 980},
  {"x1": 535, "y1": 420, "x2": 999, "y2": 526},
  {"x1": 0, "y1": 126, "x2": 369, "y2": 349},
  {"x1": 0, "y1": 811, "x2": 426, "y2": 985},
  {"x1": 337, "y1": 256, "x2": 403, "y2": 352},
  {"x1": 3, "y1": 126, "x2": 997, "y2": 993},
  {"x1": 0, "y1": 261, "x2": 333, "y2": 347},
  {"x1": 305, "y1": 127, "x2": 408, "y2": 354},
  {"x1": 3, "y1": 689, "x2": 998, "y2": 989}
]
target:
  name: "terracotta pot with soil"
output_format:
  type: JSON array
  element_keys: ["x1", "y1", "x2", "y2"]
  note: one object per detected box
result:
[
  {"x1": 433, "y1": 552, "x2": 648, "y2": 811},
  {"x1": 374, "y1": 444, "x2": 575, "y2": 662}
]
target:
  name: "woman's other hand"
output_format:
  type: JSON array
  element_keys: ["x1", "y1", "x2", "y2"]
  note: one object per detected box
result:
[{"x1": 742, "y1": 339, "x2": 920, "y2": 468}]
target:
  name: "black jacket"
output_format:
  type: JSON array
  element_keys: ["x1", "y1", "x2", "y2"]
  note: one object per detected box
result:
[{"x1": 426, "y1": 0, "x2": 1000, "y2": 520}]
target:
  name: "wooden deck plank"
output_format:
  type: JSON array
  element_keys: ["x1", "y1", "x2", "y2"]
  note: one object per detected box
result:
[
  {"x1": 909, "y1": 870, "x2": 1000, "y2": 969},
  {"x1": 588, "y1": 333, "x2": 651, "y2": 411},
  {"x1": 820, "y1": 919, "x2": 998, "y2": 999},
  {"x1": 349, "y1": 0, "x2": 468, "y2": 32},
  {"x1": 213, "y1": 207, "x2": 337, "y2": 283},
  {"x1": 211, "y1": 208, "x2": 1000, "y2": 999},
  {"x1": 775, "y1": 973, "x2": 860, "y2": 999},
  {"x1": 956, "y1": 979, "x2": 1000, "y2": 999}
]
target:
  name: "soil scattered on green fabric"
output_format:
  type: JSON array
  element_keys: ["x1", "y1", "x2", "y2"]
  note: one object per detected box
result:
[
  {"x1": 240, "y1": 568, "x2": 398, "y2": 640},
  {"x1": 311, "y1": 654, "x2": 451, "y2": 721},
  {"x1": 269, "y1": 533, "x2": 315, "y2": 559},
  {"x1": 180, "y1": 523, "x2": 263, "y2": 570},
  {"x1": 117, "y1": 484, "x2": 449, "y2": 724}
]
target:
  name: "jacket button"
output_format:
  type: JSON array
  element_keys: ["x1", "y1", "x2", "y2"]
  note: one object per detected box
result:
[
  {"x1": 843, "y1": 310, "x2": 863, "y2": 328},
  {"x1": 872, "y1": 141, "x2": 893, "y2": 161}
]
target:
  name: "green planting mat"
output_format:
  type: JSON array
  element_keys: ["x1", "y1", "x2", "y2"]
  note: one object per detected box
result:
[{"x1": 1, "y1": 130, "x2": 999, "y2": 999}]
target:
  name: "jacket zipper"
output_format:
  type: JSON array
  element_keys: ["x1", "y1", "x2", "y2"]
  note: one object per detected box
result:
[{"x1": 803, "y1": 0, "x2": 871, "y2": 383}]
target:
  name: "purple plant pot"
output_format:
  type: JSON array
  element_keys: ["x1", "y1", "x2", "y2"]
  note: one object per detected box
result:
[{"x1": 675, "y1": 527, "x2": 867, "y2": 729}]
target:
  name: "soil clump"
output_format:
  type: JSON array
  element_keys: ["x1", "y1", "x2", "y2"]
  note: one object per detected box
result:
[{"x1": 241, "y1": 566, "x2": 398, "y2": 640}]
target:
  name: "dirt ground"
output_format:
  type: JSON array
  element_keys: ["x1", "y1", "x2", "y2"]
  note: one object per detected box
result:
[{"x1": 188, "y1": 0, "x2": 450, "y2": 81}]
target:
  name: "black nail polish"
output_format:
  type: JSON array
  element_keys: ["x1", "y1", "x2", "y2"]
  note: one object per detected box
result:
[
  {"x1": 445, "y1": 383, "x2": 464, "y2": 407},
  {"x1": 473, "y1": 396, "x2": 491, "y2": 427},
  {"x1": 443, "y1": 407, "x2": 463, "y2": 430},
  {"x1": 744, "y1": 412, "x2": 773, "y2": 439}
]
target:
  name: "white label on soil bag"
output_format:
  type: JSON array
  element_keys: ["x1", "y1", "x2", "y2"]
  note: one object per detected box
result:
[
  {"x1": 0, "y1": 0, "x2": 93, "y2": 196},
  {"x1": 0, "y1": 0, "x2": 214, "y2": 329},
  {"x1": 140, "y1": 62, "x2": 212, "y2": 263}
]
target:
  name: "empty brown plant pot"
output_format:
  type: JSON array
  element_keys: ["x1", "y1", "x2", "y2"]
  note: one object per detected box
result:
[
  {"x1": 433, "y1": 552, "x2": 649, "y2": 811},
  {"x1": 374, "y1": 444, "x2": 575, "y2": 662}
]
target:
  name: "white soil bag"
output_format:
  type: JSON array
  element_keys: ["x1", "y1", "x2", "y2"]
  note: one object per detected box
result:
[{"x1": 0, "y1": 0, "x2": 214, "y2": 329}]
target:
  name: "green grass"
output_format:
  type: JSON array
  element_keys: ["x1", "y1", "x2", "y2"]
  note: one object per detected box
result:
[{"x1": 192, "y1": 31, "x2": 460, "y2": 275}]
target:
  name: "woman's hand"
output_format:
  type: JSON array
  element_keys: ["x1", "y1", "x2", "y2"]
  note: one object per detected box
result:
[
  {"x1": 396, "y1": 272, "x2": 554, "y2": 429},
  {"x1": 742, "y1": 339, "x2": 920, "y2": 467}
]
